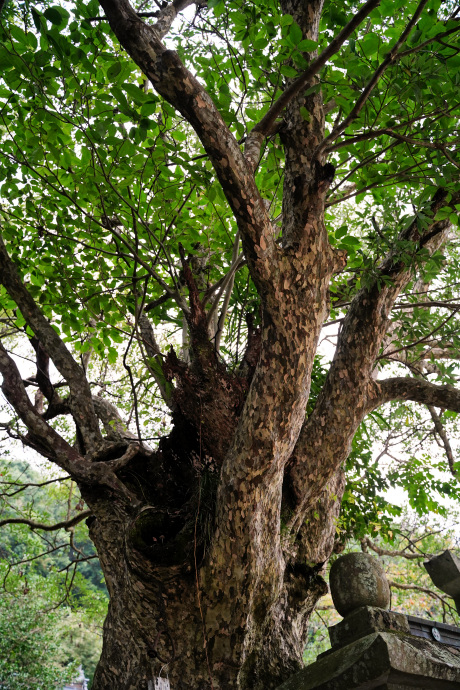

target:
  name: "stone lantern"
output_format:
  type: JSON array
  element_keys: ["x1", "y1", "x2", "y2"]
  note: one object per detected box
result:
[{"x1": 277, "y1": 551, "x2": 460, "y2": 689}]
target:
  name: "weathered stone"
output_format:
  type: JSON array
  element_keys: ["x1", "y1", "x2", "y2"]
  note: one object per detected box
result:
[
  {"x1": 327, "y1": 606, "x2": 410, "y2": 651},
  {"x1": 276, "y1": 631, "x2": 460, "y2": 689},
  {"x1": 424, "y1": 550, "x2": 460, "y2": 613},
  {"x1": 329, "y1": 552, "x2": 390, "y2": 617}
]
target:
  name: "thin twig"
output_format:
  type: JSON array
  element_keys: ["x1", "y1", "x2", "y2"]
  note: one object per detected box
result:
[
  {"x1": 318, "y1": 0, "x2": 431, "y2": 154},
  {"x1": 427, "y1": 405, "x2": 457, "y2": 477}
]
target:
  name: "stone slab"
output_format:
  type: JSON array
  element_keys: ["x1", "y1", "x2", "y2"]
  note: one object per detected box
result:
[
  {"x1": 424, "y1": 550, "x2": 460, "y2": 600},
  {"x1": 276, "y1": 631, "x2": 460, "y2": 690},
  {"x1": 327, "y1": 606, "x2": 410, "y2": 651}
]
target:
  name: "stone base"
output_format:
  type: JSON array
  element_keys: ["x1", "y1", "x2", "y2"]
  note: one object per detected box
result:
[
  {"x1": 276, "y1": 631, "x2": 460, "y2": 690},
  {"x1": 327, "y1": 606, "x2": 410, "y2": 651}
]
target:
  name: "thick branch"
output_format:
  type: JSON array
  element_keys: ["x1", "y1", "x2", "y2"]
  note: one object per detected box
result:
[
  {"x1": 153, "y1": 0, "x2": 195, "y2": 39},
  {"x1": 0, "y1": 342, "x2": 140, "y2": 505},
  {"x1": 393, "y1": 301, "x2": 460, "y2": 311},
  {"x1": 0, "y1": 510, "x2": 91, "y2": 532},
  {"x1": 30, "y1": 336, "x2": 54, "y2": 402},
  {"x1": 98, "y1": 0, "x2": 277, "y2": 293},
  {"x1": 0, "y1": 340, "x2": 90, "y2": 479},
  {"x1": 0, "y1": 237, "x2": 102, "y2": 449},
  {"x1": 92, "y1": 396, "x2": 139, "y2": 442},
  {"x1": 286, "y1": 192, "x2": 458, "y2": 531},
  {"x1": 373, "y1": 377, "x2": 460, "y2": 415},
  {"x1": 87, "y1": 11, "x2": 160, "y2": 21}
]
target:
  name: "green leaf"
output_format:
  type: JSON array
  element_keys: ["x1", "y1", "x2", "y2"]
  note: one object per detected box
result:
[
  {"x1": 280, "y1": 14, "x2": 293, "y2": 27},
  {"x1": 335, "y1": 225, "x2": 348, "y2": 239},
  {"x1": 360, "y1": 33, "x2": 380, "y2": 57},
  {"x1": 299, "y1": 106, "x2": 310, "y2": 121},
  {"x1": 107, "y1": 62, "x2": 122, "y2": 81},
  {"x1": 44, "y1": 6, "x2": 69, "y2": 27},
  {"x1": 31, "y1": 7, "x2": 43, "y2": 31},
  {"x1": 340, "y1": 236, "x2": 361, "y2": 248},
  {"x1": 10, "y1": 25, "x2": 28, "y2": 45},
  {"x1": 303, "y1": 83, "x2": 321, "y2": 96},
  {"x1": 289, "y1": 22, "x2": 303, "y2": 46},
  {"x1": 280, "y1": 64, "x2": 298, "y2": 77},
  {"x1": 297, "y1": 39, "x2": 317, "y2": 52}
]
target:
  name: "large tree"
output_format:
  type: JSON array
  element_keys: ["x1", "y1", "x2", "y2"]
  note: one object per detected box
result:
[{"x1": 1, "y1": 0, "x2": 460, "y2": 687}]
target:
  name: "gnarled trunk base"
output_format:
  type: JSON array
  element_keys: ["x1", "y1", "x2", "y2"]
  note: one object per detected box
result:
[{"x1": 87, "y1": 470, "x2": 342, "y2": 690}]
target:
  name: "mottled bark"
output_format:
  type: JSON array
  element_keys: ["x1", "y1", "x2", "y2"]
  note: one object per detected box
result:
[
  {"x1": 80, "y1": 470, "x2": 337, "y2": 690},
  {"x1": 85, "y1": 3, "x2": 371, "y2": 686},
  {"x1": 286, "y1": 197, "x2": 459, "y2": 534}
]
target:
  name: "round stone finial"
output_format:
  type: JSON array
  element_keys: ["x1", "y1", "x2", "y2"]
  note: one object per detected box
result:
[{"x1": 329, "y1": 552, "x2": 390, "y2": 617}]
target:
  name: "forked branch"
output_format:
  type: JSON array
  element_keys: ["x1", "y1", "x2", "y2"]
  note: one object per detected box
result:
[
  {"x1": 244, "y1": 0, "x2": 381, "y2": 164},
  {"x1": 318, "y1": 0, "x2": 431, "y2": 153},
  {"x1": 0, "y1": 237, "x2": 101, "y2": 449},
  {"x1": 98, "y1": 0, "x2": 276, "y2": 292},
  {"x1": 0, "y1": 340, "x2": 90, "y2": 479},
  {"x1": 0, "y1": 342, "x2": 141, "y2": 505}
]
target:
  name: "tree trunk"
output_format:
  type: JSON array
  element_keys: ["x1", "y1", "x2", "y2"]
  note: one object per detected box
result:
[{"x1": 84, "y1": 454, "x2": 339, "y2": 690}]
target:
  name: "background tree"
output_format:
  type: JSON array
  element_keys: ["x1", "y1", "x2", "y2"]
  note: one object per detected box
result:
[
  {"x1": 0, "y1": 457, "x2": 108, "y2": 685},
  {"x1": 0, "y1": 573, "x2": 77, "y2": 690},
  {"x1": 0, "y1": 0, "x2": 460, "y2": 688}
]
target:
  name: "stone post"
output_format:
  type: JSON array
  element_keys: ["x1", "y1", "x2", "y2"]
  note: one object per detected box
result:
[{"x1": 276, "y1": 552, "x2": 460, "y2": 690}]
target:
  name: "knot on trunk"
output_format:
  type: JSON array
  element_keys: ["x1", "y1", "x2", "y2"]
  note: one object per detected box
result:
[
  {"x1": 128, "y1": 506, "x2": 193, "y2": 567},
  {"x1": 286, "y1": 562, "x2": 328, "y2": 612}
]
